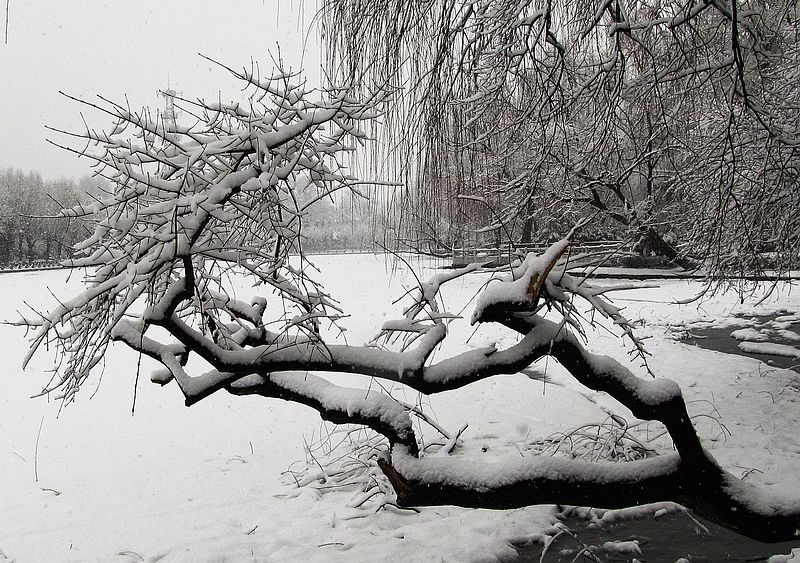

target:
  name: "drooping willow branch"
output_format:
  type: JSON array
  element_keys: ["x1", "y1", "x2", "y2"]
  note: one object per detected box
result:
[{"x1": 320, "y1": 0, "x2": 800, "y2": 288}]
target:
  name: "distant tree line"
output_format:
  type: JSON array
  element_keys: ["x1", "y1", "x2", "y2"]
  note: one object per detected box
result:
[
  {"x1": 300, "y1": 191, "x2": 384, "y2": 253},
  {"x1": 0, "y1": 167, "x2": 385, "y2": 265},
  {"x1": 0, "y1": 168, "x2": 97, "y2": 266}
]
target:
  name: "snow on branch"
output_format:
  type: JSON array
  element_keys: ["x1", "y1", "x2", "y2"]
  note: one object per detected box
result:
[
  {"x1": 226, "y1": 372, "x2": 419, "y2": 456},
  {"x1": 24, "y1": 60, "x2": 384, "y2": 404}
]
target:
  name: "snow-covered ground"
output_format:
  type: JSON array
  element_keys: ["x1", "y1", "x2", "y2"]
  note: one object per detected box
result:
[{"x1": 1, "y1": 255, "x2": 799, "y2": 562}]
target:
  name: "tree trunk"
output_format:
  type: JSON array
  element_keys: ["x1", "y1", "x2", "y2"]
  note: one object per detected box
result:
[
  {"x1": 25, "y1": 236, "x2": 36, "y2": 260},
  {"x1": 378, "y1": 447, "x2": 800, "y2": 543},
  {"x1": 634, "y1": 226, "x2": 695, "y2": 270},
  {"x1": 520, "y1": 214, "x2": 535, "y2": 245}
]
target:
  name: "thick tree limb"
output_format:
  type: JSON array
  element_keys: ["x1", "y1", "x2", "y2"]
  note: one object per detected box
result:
[
  {"x1": 226, "y1": 372, "x2": 419, "y2": 456},
  {"x1": 380, "y1": 447, "x2": 800, "y2": 543}
]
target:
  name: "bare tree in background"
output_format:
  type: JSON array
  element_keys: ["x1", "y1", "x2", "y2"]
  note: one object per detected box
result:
[
  {"x1": 0, "y1": 169, "x2": 87, "y2": 265},
  {"x1": 319, "y1": 0, "x2": 800, "y2": 284},
  {"x1": 19, "y1": 61, "x2": 800, "y2": 542},
  {"x1": 4, "y1": 0, "x2": 9, "y2": 45}
]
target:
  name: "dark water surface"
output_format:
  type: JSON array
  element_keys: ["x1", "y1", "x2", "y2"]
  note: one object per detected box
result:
[
  {"x1": 517, "y1": 511, "x2": 800, "y2": 562},
  {"x1": 683, "y1": 312, "x2": 800, "y2": 375}
]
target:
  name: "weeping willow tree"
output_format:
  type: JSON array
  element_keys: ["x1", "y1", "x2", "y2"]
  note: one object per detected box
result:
[{"x1": 319, "y1": 0, "x2": 800, "y2": 281}]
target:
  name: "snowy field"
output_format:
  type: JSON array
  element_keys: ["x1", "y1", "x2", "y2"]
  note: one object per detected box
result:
[{"x1": 1, "y1": 254, "x2": 799, "y2": 562}]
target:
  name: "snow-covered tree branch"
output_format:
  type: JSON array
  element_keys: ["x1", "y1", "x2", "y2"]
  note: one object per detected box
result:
[{"x1": 21, "y1": 60, "x2": 799, "y2": 544}]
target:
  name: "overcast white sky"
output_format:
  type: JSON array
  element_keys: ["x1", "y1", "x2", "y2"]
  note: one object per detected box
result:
[{"x1": 0, "y1": 1, "x2": 320, "y2": 180}]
